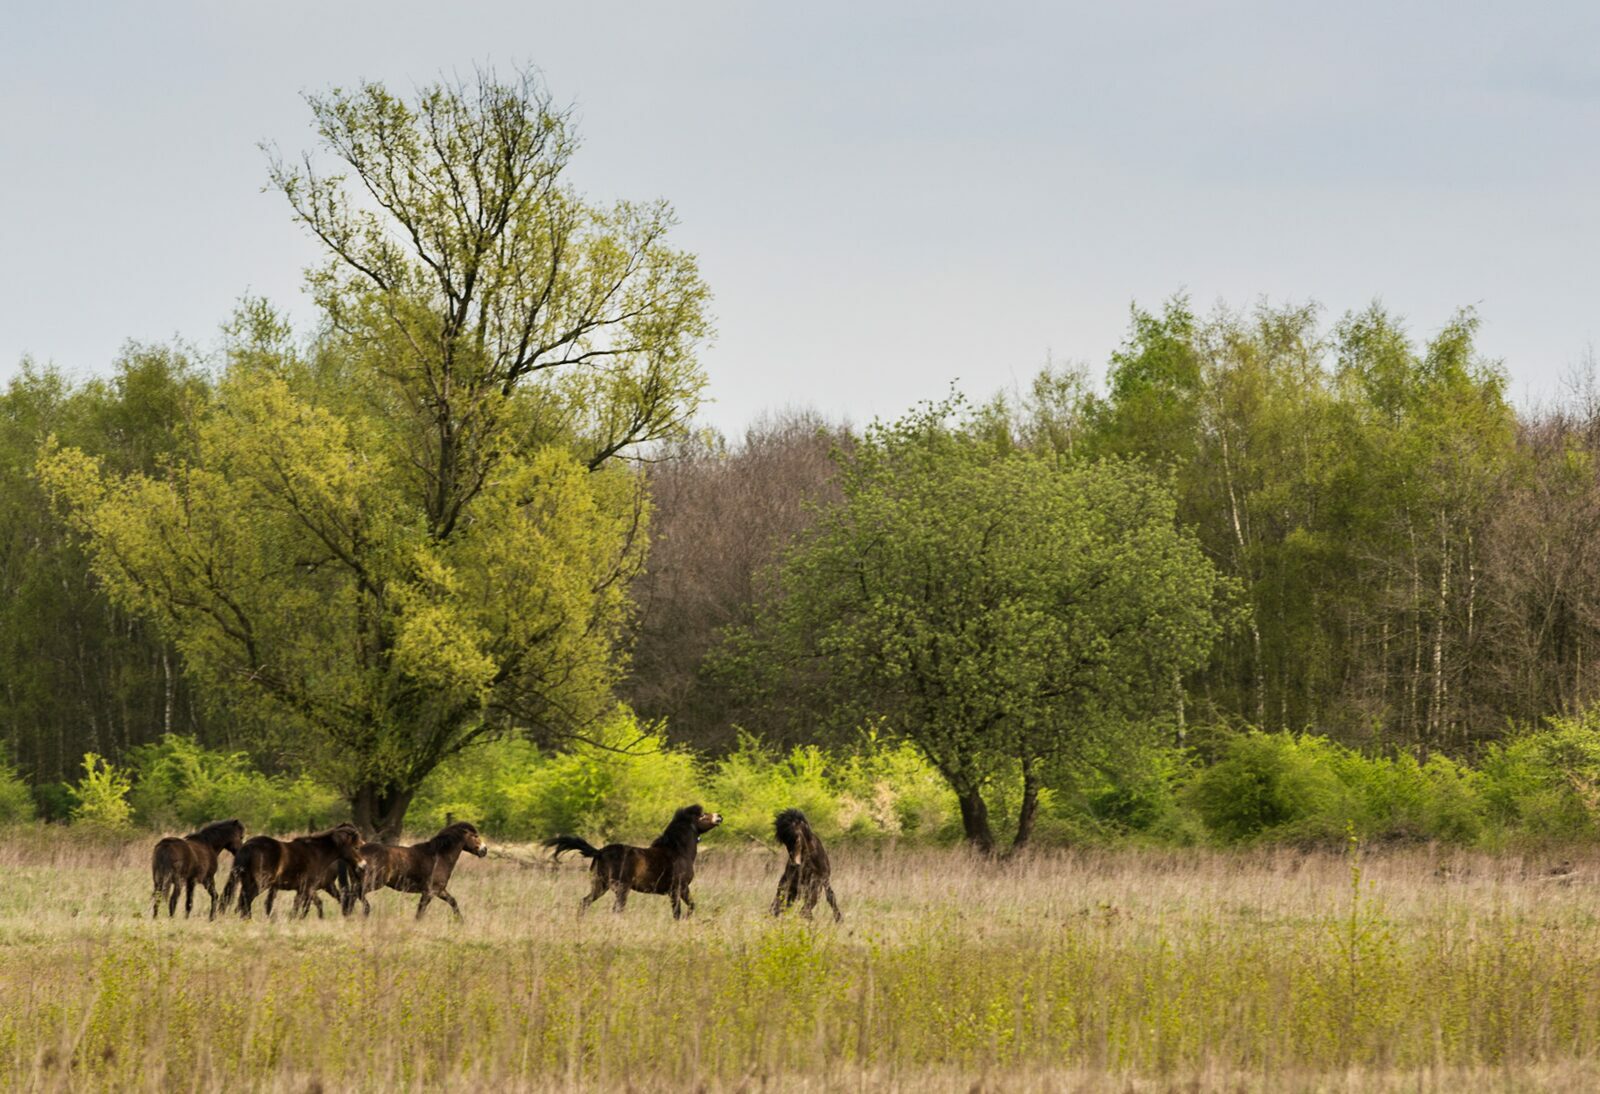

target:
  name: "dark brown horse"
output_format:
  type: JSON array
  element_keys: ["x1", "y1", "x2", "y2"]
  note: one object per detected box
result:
[
  {"x1": 221, "y1": 823, "x2": 366, "y2": 919},
  {"x1": 771, "y1": 808, "x2": 841, "y2": 921},
  {"x1": 149, "y1": 819, "x2": 245, "y2": 920},
  {"x1": 546, "y1": 804, "x2": 722, "y2": 919},
  {"x1": 344, "y1": 822, "x2": 488, "y2": 920}
]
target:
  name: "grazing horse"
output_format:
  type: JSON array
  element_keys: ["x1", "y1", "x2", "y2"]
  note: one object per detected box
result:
[
  {"x1": 149, "y1": 819, "x2": 245, "y2": 920},
  {"x1": 546, "y1": 804, "x2": 722, "y2": 919},
  {"x1": 770, "y1": 808, "x2": 842, "y2": 922},
  {"x1": 221, "y1": 823, "x2": 366, "y2": 919},
  {"x1": 344, "y1": 822, "x2": 488, "y2": 920}
]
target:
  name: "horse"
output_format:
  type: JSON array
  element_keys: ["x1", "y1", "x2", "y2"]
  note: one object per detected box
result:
[
  {"x1": 149, "y1": 818, "x2": 245, "y2": 920},
  {"x1": 343, "y1": 821, "x2": 488, "y2": 920},
  {"x1": 770, "y1": 808, "x2": 842, "y2": 922},
  {"x1": 546, "y1": 804, "x2": 722, "y2": 919},
  {"x1": 220, "y1": 823, "x2": 366, "y2": 919}
]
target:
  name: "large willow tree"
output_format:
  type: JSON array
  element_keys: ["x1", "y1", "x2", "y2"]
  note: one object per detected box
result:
[{"x1": 40, "y1": 68, "x2": 711, "y2": 836}]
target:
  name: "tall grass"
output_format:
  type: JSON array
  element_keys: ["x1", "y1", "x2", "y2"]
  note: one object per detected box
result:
[{"x1": 2, "y1": 833, "x2": 1600, "y2": 1090}]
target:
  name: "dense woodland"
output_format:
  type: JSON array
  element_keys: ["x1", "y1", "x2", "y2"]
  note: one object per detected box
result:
[{"x1": 6, "y1": 69, "x2": 1600, "y2": 845}]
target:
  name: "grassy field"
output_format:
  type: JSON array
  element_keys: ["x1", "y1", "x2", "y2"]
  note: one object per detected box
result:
[{"x1": 3, "y1": 832, "x2": 1600, "y2": 1091}]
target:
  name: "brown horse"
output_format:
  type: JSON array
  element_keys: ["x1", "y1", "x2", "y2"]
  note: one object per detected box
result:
[
  {"x1": 344, "y1": 822, "x2": 488, "y2": 920},
  {"x1": 221, "y1": 823, "x2": 366, "y2": 919},
  {"x1": 149, "y1": 819, "x2": 245, "y2": 920},
  {"x1": 546, "y1": 804, "x2": 722, "y2": 919},
  {"x1": 771, "y1": 808, "x2": 842, "y2": 921}
]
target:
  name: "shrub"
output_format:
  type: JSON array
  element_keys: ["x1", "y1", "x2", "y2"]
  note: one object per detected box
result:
[
  {"x1": 0, "y1": 760, "x2": 35, "y2": 824},
  {"x1": 411, "y1": 709, "x2": 700, "y2": 842},
  {"x1": 1185, "y1": 731, "x2": 1355, "y2": 843},
  {"x1": 127, "y1": 735, "x2": 344, "y2": 834},
  {"x1": 70, "y1": 753, "x2": 134, "y2": 832}
]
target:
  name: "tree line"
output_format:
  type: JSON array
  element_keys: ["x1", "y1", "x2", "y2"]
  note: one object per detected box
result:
[{"x1": 4, "y1": 66, "x2": 1600, "y2": 846}]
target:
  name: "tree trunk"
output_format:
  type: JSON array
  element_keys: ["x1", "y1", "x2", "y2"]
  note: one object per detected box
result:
[
  {"x1": 351, "y1": 784, "x2": 416, "y2": 841},
  {"x1": 1011, "y1": 761, "x2": 1041, "y2": 853},
  {"x1": 955, "y1": 785, "x2": 996, "y2": 855}
]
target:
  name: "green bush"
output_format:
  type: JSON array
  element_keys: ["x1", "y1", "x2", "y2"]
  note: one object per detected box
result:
[
  {"x1": 70, "y1": 753, "x2": 134, "y2": 832},
  {"x1": 411, "y1": 709, "x2": 700, "y2": 842},
  {"x1": 1185, "y1": 731, "x2": 1356, "y2": 843},
  {"x1": 833, "y1": 732, "x2": 959, "y2": 840},
  {"x1": 127, "y1": 735, "x2": 344, "y2": 834},
  {"x1": 0, "y1": 760, "x2": 35, "y2": 824}
]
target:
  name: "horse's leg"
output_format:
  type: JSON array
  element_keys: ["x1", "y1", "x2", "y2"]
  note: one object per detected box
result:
[
  {"x1": 184, "y1": 879, "x2": 196, "y2": 918},
  {"x1": 771, "y1": 867, "x2": 790, "y2": 916},
  {"x1": 800, "y1": 876, "x2": 821, "y2": 920},
  {"x1": 435, "y1": 889, "x2": 463, "y2": 921},
  {"x1": 578, "y1": 874, "x2": 606, "y2": 915},
  {"x1": 611, "y1": 882, "x2": 629, "y2": 914},
  {"x1": 309, "y1": 891, "x2": 326, "y2": 920},
  {"x1": 204, "y1": 878, "x2": 219, "y2": 921},
  {"x1": 669, "y1": 883, "x2": 682, "y2": 920},
  {"x1": 415, "y1": 893, "x2": 433, "y2": 920},
  {"x1": 150, "y1": 881, "x2": 163, "y2": 919},
  {"x1": 167, "y1": 881, "x2": 180, "y2": 918},
  {"x1": 825, "y1": 885, "x2": 843, "y2": 923},
  {"x1": 680, "y1": 884, "x2": 695, "y2": 918},
  {"x1": 773, "y1": 865, "x2": 798, "y2": 916}
]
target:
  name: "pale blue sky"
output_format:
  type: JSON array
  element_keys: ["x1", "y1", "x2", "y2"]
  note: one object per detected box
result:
[{"x1": 4, "y1": 2, "x2": 1597, "y2": 430}]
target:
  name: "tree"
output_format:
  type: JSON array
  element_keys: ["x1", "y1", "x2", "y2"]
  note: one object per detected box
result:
[
  {"x1": 0, "y1": 350, "x2": 219, "y2": 787},
  {"x1": 722, "y1": 401, "x2": 1230, "y2": 852},
  {"x1": 39, "y1": 67, "x2": 711, "y2": 837},
  {"x1": 622, "y1": 410, "x2": 847, "y2": 751}
]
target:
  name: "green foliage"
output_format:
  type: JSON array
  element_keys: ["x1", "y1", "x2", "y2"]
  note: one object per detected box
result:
[
  {"x1": 127, "y1": 735, "x2": 342, "y2": 834},
  {"x1": 1477, "y1": 712, "x2": 1600, "y2": 841},
  {"x1": 410, "y1": 709, "x2": 699, "y2": 842},
  {"x1": 69, "y1": 754, "x2": 134, "y2": 832},
  {"x1": 1186, "y1": 732, "x2": 1356, "y2": 843},
  {"x1": 1184, "y1": 731, "x2": 1491, "y2": 846},
  {"x1": 724, "y1": 395, "x2": 1230, "y2": 848},
  {"x1": 34, "y1": 66, "x2": 711, "y2": 837},
  {"x1": 0, "y1": 760, "x2": 35, "y2": 825}
]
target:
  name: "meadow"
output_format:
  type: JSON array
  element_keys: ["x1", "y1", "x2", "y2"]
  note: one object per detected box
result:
[{"x1": 3, "y1": 834, "x2": 1600, "y2": 1091}]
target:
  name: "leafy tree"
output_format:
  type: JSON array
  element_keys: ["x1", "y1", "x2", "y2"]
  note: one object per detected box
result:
[
  {"x1": 0, "y1": 350, "x2": 217, "y2": 783},
  {"x1": 39, "y1": 67, "x2": 711, "y2": 837},
  {"x1": 722, "y1": 401, "x2": 1230, "y2": 851}
]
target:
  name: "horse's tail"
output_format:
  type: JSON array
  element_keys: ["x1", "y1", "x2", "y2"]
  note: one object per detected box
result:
[
  {"x1": 774, "y1": 809, "x2": 810, "y2": 856},
  {"x1": 150, "y1": 840, "x2": 178, "y2": 889},
  {"x1": 544, "y1": 835, "x2": 601, "y2": 862}
]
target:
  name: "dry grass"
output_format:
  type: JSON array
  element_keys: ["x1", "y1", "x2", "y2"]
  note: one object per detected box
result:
[{"x1": 3, "y1": 832, "x2": 1600, "y2": 1091}]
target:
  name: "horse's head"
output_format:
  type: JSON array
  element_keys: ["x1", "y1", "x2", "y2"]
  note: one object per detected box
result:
[
  {"x1": 695, "y1": 809, "x2": 723, "y2": 835},
  {"x1": 329, "y1": 824, "x2": 367, "y2": 879},
  {"x1": 443, "y1": 821, "x2": 489, "y2": 858},
  {"x1": 220, "y1": 819, "x2": 245, "y2": 855}
]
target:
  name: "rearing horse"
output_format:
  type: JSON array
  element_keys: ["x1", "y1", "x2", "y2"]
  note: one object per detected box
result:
[{"x1": 546, "y1": 804, "x2": 722, "y2": 919}]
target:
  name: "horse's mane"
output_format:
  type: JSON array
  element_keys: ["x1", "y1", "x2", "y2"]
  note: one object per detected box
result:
[
  {"x1": 295, "y1": 823, "x2": 361, "y2": 846},
  {"x1": 186, "y1": 818, "x2": 243, "y2": 843},
  {"x1": 651, "y1": 805, "x2": 705, "y2": 856},
  {"x1": 774, "y1": 809, "x2": 809, "y2": 853},
  {"x1": 419, "y1": 822, "x2": 479, "y2": 854}
]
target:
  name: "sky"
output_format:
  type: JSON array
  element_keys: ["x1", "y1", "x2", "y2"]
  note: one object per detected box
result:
[{"x1": 3, "y1": 1, "x2": 1598, "y2": 433}]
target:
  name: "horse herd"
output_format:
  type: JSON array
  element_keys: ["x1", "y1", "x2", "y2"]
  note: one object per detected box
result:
[{"x1": 148, "y1": 805, "x2": 842, "y2": 924}]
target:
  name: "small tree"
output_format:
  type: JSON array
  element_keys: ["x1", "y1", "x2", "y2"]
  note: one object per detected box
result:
[{"x1": 723, "y1": 401, "x2": 1230, "y2": 851}]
